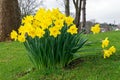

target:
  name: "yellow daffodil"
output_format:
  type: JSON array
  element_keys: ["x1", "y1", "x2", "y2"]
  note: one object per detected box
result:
[
  {"x1": 27, "y1": 27, "x2": 36, "y2": 38},
  {"x1": 58, "y1": 14, "x2": 65, "y2": 20},
  {"x1": 102, "y1": 37, "x2": 109, "y2": 48},
  {"x1": 40, "y1": 21, "x2": 49, "y2": 30},
  {"x1": 52, "y1": 8, "x2": 60, "y2": 19},
  {"x1": 91, "y1": 24, "x2": 100, "y2": 34},
  {"x1": 18, "y1": 35, "x2": 26, "y2": 42},
  {"x1": 54, "y1": 20, "x2": 64, "y2": 30},
  {"x1": 67, "y1": 25, "x2": 78, "y2": 35},
  {"x1": 103, "y1": 49, "x2": 112, "y2": 59},
  {"x1": 35, "y1": 27, "x2": 45, "y2": 38},
  {"x1": 22, "y1": 15, "x2": 34, "y2": 24},
  {"x1": 10, "y1": 30, "x2": 18, "y2": 41},
  {"x1": 18, "y1": 26, "x2": 27, "y2": 36},
  {"x1": 49, "y1": 27, "x2": 61, "y2": 38},
  {"x1": 109, "y1": 46, "x2": 116, "y2": 53},
  {"x1": 65, "y1": 16, "x2": 74, "y2": 26},
  {"x1": 32, "y1": 20, "x2": 41, "y2": 28},
  {"x1": 23, "y1": 23, "x2": 33, "y2": 33}
]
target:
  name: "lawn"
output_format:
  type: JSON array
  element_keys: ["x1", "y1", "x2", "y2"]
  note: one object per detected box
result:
[{"x1": 0, "y1": 31, "x2": 120, "y2": 80}]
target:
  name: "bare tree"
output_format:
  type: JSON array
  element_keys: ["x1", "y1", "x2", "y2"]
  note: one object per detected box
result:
[
  {"x1": 0, "y1": 0, "x2": 21, "y2": 41},
  {"x1": 18, "y1": 0, "x2": 44, "y2": 18},
  {"x1": 73, "y1": 0, "x2": 82, "y2": 32},
  {"x1": 64, "y1": 0, "x2": 70, "y2": 16},
  {"x1": 56, "y1": 0, "x2": 87, "y2": 32},
  {"x1": 81, "y1": 0, "x2": 86, "y2": 31}
]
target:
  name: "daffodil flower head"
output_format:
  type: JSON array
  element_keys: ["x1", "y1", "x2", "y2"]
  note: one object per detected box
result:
[
  {"x1": 10, "y1": 30, "x2": 18, "y2": 41},
  {"x1": 35, "y1": 27, "x2": 45, "y2": 38},
  {"x1": 103, "y1": 49, "x2": 111, "y2": 59},
  {"x1": 17, "y1": 34, "x2": 26, "y2": 42},
  {"x1": 102, "y1": 37, "x2": 109, "y2": 48},
  {"x1": 27, "y1": 27, "x2": 36, "y2": 38},
  {"x1": 65, "y1": 16, "x2": 74, "y2": 26},
  {"x1": 22, "y1": 15, "x2": 34, "y2": 24},
  {"x1": 67, "y1": 25, "x2": 78, "y2": 35},
  {"x1": 49, "y1": 27, "x2": 61, "y2": 38},
  {"x1": 91, "y1": 24, "x2": 101, "y2": 34},
  {"x1": 109, "y1": 46, "x2": 116, "y2": 53},
  {"x1": 54, "y1": 20, "x2": 64, "y2": 30}
]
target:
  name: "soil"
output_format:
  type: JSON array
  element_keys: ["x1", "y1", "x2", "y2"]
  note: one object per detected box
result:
[{"x1": 64, "y1": 58, "x2": 84, "y2": 69}]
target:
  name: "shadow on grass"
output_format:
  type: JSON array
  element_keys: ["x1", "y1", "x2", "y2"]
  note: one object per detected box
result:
[{"x1": 65, "y1": 53, "x2": 120, "y2": 69}]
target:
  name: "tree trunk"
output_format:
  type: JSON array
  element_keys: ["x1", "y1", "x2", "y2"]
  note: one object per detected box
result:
[
  {"x1": 64, "y1": 0, "x2": 70, "y2": 16},
  {"x1": 81, "y1": 0, "x2": 86, "y2": 32},
  {"x1": 0, "y1": 0, "x2": 21, "y2": 41},
  {"x1": 73, "y1": 0, "x2": 82, "y2": 32}
]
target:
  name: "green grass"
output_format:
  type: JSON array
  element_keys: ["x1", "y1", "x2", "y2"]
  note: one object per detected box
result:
[{"x1": 1, "y1": 31, "x2": 120, "y2": 80}]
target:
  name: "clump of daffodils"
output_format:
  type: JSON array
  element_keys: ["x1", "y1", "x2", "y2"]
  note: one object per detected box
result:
[
  {"x1": 10, "y1": 8, "x2": 87, "y2": 69},
  {"x1": 102, "y1": 37, "x2": 116, "y2": 58},
  {"x1": 10, "y1": 8, "x2": 78, "y2": 42}
]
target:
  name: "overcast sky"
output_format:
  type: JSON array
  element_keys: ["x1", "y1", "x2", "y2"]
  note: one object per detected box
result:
[{"x1": 43, "y1": 0, "x2": 120, "y2": 24}]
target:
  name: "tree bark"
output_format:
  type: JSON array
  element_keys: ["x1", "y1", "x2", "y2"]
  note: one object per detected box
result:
[
  {"x1": 73, "y1": 0, "x2": 82, "y2": 32},
  {"x1": 64, "y1": 0, "x2": 70, "y2": 16},
  {"x1": 0, "y1": 0, "x2": 21, "y2": 41},
  {"x1": 81, "y1": 0, "x2": 86, "y2": 32}
]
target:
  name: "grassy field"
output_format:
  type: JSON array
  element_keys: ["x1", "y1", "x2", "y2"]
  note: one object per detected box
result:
[{"x1": 1, "y1": 31, "x2": 120, "y2": 80}]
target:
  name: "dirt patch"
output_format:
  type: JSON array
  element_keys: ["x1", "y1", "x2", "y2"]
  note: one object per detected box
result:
[
  {"x1": 16, "y1": 67, "x2": 35, "y2": 78},
  {"x1": 64, "y1": 58, "x2": 84, "y2": 69}
]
